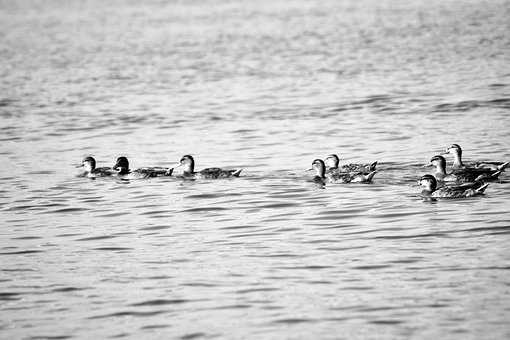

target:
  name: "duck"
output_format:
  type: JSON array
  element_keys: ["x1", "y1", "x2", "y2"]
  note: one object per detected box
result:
[
  {"x1": 442, "y1": 144, "x2": 509, "y2": 171},
  {"x1": 324, "y1": 154, "x2": 377, "y2": 174},
  {"x1": 174, "y1": 155, "x2": 242, "y2": 179},
  {"x1": 419, "y1": 174, "x2": 488, "y2": 198},
  {"x1": 429, "y1": 155, "x2": 501, "y2": 183},
  {"x1": 310, "y1": 159, "x2": 376, "y2": 184},
  {"x1": 77, "y1": 156, "x2": 115, "y2": 178},
  {"x1": 113, "y1": 156, "x2": 173, "y2": 179}
]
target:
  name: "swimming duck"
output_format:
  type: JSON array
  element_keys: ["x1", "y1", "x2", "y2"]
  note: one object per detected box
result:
[
  {"x1": 113, "y1": 156, "x2": 173, "y2": 179},
  {"x1": 310, "y1": 159, "x2": 377, "y2": 184},
  {"x1": 174, "y1": 155, "x2": 242, "y2": 179},
  {"x1": 78, "y1": 156, "x2": 115, "y2": 178},
  {"x1": 419, "y1": 174, "x2": 488, "y2": 198},
  {"x1": 430, "y1": 155, "x2": 501, "y2": 182},
  {"x1": 324, "y1": 154, "x2": 377, "y2": 174},
  {"x1": 442, "y1": 144, "x2": 509, "y2": 171}
]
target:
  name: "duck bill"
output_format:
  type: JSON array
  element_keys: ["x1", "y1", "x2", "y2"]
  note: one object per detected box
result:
[{"x1": 75, "y1": 164, "x2": 83, "y2": 168}]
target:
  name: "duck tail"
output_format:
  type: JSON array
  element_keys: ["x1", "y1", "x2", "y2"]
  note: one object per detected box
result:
[
  {"x1": 497, "y1": 161, "x2": 510, "y2": 171},
  {"x1": 232, "y1": 169, "x2": 242, "y2": 177},
  {"x1": 475, "y1": 183, "x2": 489, "y2": 194},
  {"x1": 490, "y1": 170, "x2": 502, "y2": 179},
  {"x1": 365, "y1": 171, "x2": 377, "y2": 182},
  {"x1": 369, "y1": 161, "x2": 378, "y2": 172},
  {"x1": 474, "y1": 170, "x2": 501, "y2": 182}
]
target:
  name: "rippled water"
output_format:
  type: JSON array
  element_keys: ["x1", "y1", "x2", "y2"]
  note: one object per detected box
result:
[{"x1": 1, "y1": 0, "x2": 510, "y2": 339}]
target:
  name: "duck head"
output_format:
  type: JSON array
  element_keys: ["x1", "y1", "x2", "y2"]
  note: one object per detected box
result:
[
  {"x1": 418, "y1": 174, "x2": 437, "y2": 192},
  {"x1": 310, "y1": 159, "x2": 326, "y2": 179},
  {"x1": 81, "y1": 156, "x2": 96, "y2": 172},
  {"x1": 113, "y1": 156, "x2": 130, "y2": 175},
  {"x1": 177, "y1": 155, "x2": 195, "y2": 173},
  {"x1": 324, "y1": 154, "x2": 340, "y2": 169},
  {"x1": 442, "y1": 144, "x2": 463, "y2": 166},
  {"x1": 430, "y1": 155, "x2": 447, "y2": 175}
]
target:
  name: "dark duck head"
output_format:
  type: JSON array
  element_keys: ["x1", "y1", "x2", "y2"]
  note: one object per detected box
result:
[
  {"x1": 418, "y1": 174, "x2": 438, "y2": 193},
  {"x1": 113, "y1": 156, "x2": 130, "y2": 175}
]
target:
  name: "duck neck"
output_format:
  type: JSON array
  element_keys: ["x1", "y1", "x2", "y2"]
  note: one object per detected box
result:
[
  {"x1": 421, "y1": 182, "x2": 436, "y2": 194},
  {"x1": 325, "y1": 157, "x2": 338, "y2": 170},
  {"x1": 435, "y1": 162, "x2": 447, "y2": 175},
  {"x1": 316, "y1": 167, "x2": 325, "y2": 179},
  {"x1": 331, "y1": 157, "x2": 339, "y2": 168},
  {"x1": 421, "y1": 189, "x2": 433, "y2": 196},
  {"x1": 84, "y1": 164, "x2": 94, "y2": 173},
  {"x1": 452, "y1": 151, "x2": 463, "y2": 168},
  {"x1": 183, "y1": 161, "x2": 194, "y2": 174}
]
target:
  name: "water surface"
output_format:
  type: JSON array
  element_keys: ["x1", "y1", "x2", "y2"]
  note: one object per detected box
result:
[{"x1": 1, "y1": 0, "x2": 510, "y2": 339}]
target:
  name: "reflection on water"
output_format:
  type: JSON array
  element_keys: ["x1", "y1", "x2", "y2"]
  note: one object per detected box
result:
[{"x1": 1, "y1": 0, "x2": 510, "y2": 338}]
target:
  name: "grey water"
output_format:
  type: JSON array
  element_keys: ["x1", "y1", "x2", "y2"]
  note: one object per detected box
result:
[{"x1": 1, "y1": 0, "x2": 510, "y2": 339}]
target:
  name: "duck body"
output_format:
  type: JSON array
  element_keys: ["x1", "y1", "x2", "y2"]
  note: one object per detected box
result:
[
  {"x1": 91, "y1": 167, "x2": 116, "y2": 177},
  {"x1": 439, "y1": 169, "x2": 497, "y2": 183},
  {"x1": 135, "y1": 167, "x2": 174, "y2": 177},
  {"x1": 443, "y1": 144, "x2": 509, "y2": 171},
  {"x1": 470, "y1": 161, "x2": 510, "y2": 171},
  {"x1": 326, "y1": 170, "x2": 377, "y2": 183},
  {"x1": 325, "y1": 154, "x2": 377, "y2": 174},
  {"x1": 430, "y1": 155, "x2": 501, "y2": 183},
  {"x1": 310, "y1": 159, "x2": 376, "y2": 184},
  {"x1": 177, "y1": 155, "x2": 242, "y2": 179},
  {"x1": 79, "y1": 156, "x2": 115, "y2": 178},
  {"x1": 419, "y1": 174, "x2": 489, "y2": 199},
  {"x1": 113, "y1": 157, "x2": 173, "y2": 180}
]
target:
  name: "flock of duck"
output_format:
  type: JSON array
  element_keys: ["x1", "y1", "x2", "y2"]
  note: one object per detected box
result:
[{"x1": 77, "y1": 144, "x2": 508, "y2": 199}]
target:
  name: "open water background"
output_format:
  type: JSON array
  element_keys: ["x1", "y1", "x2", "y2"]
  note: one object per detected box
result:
[{"x1": 1, "y1": 0, "x2": 510, "y2": 339}]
